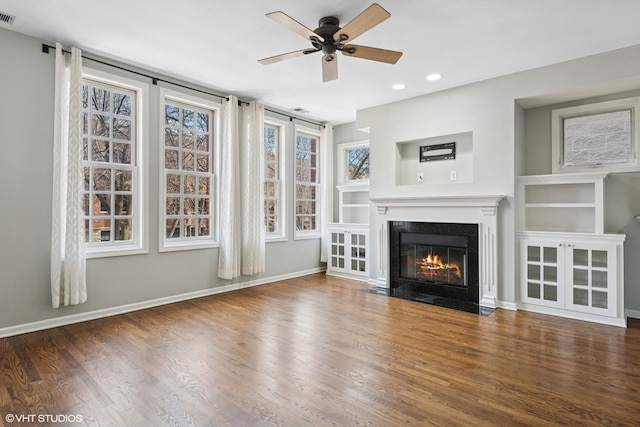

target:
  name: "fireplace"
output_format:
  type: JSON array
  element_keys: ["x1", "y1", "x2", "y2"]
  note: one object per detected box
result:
[
  {"x1": 371, "y1": 195, "x2": 504, "y2": 310},
  {"x1": 390, "y1": 221, "x2": 480, "y2": 307}
]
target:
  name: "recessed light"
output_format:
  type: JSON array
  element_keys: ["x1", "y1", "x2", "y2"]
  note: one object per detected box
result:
[
  {"x1": 426, "y1": 74, "x2": 442, "y2": 81},
  {"x1": 392, "y1": 83, "x2": 406, "y2": 90}
]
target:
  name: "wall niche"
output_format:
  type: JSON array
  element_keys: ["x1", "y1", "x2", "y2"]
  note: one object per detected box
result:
[{"x1": 395, "y1": 131, "x2": 473, "y2": 186}]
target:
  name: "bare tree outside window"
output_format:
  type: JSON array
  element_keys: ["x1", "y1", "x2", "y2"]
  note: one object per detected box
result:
[
  {"x1": 163, "y1": 101, "x2": 213, "y2": 242},
  {"x1": 295, "y1": 131, "x2": 320, "y2": 233},
  {"x1": 347, "y1": 147, "x2": 370, "y2": 181},
  {"x1": 264, "y1": 124, "x2": 281, "y2": 235}
]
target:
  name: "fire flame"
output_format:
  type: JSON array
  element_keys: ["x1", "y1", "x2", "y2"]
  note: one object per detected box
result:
[{"x1": 418, "y1": 253, "x2": 461, "y2": 278}]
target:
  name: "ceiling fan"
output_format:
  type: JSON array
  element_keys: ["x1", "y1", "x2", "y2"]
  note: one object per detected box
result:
[{"x1": 258, "y1": 3, "x2": 403, "y2": 82}]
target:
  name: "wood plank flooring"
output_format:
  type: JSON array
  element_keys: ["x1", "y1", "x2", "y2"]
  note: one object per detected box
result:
[{"x1": 1, "y1": 273, "x2": 640, "y2": 426}]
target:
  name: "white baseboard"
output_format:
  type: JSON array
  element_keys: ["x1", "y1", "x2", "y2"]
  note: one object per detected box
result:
[
  {"x1": 497, "y1": 301, "x2": 518, "y2": 311},
  {"x1": 0, "y1": 268, "x2": 325, "y2": 339},
  {"x1": 325, "y1": 271, "x2": 370, "y2": 283},
  {"x1": 626, "y1": 309, "x2": 640, "y2": 319},
  {"x1": 518, "y1": 302, "x2": 627, "y2": 328}
]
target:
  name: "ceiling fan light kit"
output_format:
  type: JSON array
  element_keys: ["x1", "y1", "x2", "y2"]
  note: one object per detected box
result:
[{"x1": 259, "y1": 3, "x2": 403, "y2": 82}]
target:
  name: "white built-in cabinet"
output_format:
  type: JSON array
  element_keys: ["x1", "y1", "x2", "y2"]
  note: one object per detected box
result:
[
  {"x1": 517, "y1": 173, "x2": 626, "y2": 326},
  {"x1": 326, "y1": 141, "x2": 370, "y2": 281},
  {"x1": 326, "y1": 224, "x2": 369, "y2": 279}
]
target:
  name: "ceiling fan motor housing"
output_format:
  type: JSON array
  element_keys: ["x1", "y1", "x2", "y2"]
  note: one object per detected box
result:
[{"x1": 313, "y1": 16, "x2": 342, "y2": 55}]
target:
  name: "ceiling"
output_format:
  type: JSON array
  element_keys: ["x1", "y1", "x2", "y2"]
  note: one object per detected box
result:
[{"x1": 3, "y1": 0, "x2": 640, "y2": 124}]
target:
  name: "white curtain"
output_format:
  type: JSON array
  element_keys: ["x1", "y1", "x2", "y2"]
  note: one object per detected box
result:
[
  {"x1": 51, "y1": 43, "x2": 87, "y2": 308},
  {"x1": 240, "y1": 102, "x2": 266, "y2": 275},
  {"x1": 320, "y1": 124, "x2": 334, "y2": 263},
  {"x1": 218, "y1": 96, "x2": 241, "y2": 279}
]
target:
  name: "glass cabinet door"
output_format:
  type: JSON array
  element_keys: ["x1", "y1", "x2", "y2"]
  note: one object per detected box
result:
[
  {"x1": 521, "y1": 239, "x2": 564, "y2": 308},
  {"x1": 565, "y1": 243, "x2": 616, "y2": 316},
  {"x1": 328, "y1": 226, "x2": 369, "y2": 277},
  {"x1": 350, "y1": 232, "x2": 367, "y2": 275},
  {"x1": 330, "y1": 231, "x2": 347, "y2": 271}
]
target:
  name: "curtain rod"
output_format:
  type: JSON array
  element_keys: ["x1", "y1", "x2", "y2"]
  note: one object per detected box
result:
[{"x1": 42, "y1": 43, "x2": 325, "y2": 128}]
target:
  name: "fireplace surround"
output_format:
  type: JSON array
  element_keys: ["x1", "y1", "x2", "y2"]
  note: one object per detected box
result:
[
  {"x1": 371, "y1": 195, "x2": 504, "y2": 309},
  {"x1": 390, "y1": 221, "x2": 479, "y2": 305}
]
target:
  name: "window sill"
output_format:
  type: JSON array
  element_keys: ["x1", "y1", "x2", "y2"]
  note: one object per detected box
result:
[
  {"x1": 159, "y1": 241, "x2": 220, "y2": 253},
  {"x1": 294, "y1": 233, "x2": 322, "y2": 241},
  {"x1": 86, "y1": 247, "x2": 149, "y2": 259},
  {"x1": 266, "y1": 236, "x2": 288, "y2": 243}
]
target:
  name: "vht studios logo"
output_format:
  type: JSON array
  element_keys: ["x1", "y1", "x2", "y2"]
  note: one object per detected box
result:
[{"x1": 5, "y1": 413, "x2": 84, "y2": 423}]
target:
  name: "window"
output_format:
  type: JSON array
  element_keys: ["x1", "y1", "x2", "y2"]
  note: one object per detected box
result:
[
  {"x1": 81, "y1": 70, "x2": 148, "y2": 257},
  {"x1": 552, "y1": 97, "x2": 640, "y2": 174},
  {"x1": 338, "y1": 140, "x2": 370, "y2": 185},
  {"x1": 264, "y1": 120, "x2": 285, "y2": 240},
  {"x1": 295, "y1": 127, "x2": 321, "y2": 238},
  {"x1": 161, "y1": 89, "x2": 218, "y2": 251}
]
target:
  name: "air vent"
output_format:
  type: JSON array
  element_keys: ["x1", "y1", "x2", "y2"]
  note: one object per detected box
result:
[
  {"x1": 292, "y1": 107, "x2": 310, "y2": 114},
  {"x1": 0, "y1": 12, "x2": 16, "y2": 24}
]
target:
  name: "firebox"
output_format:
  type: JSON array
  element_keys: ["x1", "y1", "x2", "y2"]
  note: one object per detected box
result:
[
  {"x1": 390, "y1": 221, "x2": 479, "y2": 307},
  {"x1": 400, "y1": 233, "x2": 468, "y2": 287}
]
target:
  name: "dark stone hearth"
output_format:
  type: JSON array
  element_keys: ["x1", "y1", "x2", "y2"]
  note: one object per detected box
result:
[{"x1": 366, "y1": 286, "x2": 493, "y2": 316}]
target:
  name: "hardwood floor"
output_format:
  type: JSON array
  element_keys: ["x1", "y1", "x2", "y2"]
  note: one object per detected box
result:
[{"x1": 1, "y1": 273, "x2": 640, "y2": 426}]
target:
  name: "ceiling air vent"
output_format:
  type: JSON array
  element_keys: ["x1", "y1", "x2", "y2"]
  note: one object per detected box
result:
[{"x1": 0, "y1": 12, "x2": 16, "y2": 24}]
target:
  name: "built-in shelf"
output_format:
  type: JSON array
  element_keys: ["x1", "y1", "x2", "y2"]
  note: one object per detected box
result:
[
  {"x1": 517, "y1": 172, "x2": 607, "y2": 234},
  {"x1": 337, "y1": 184, "x2": 370, "y2": 224}
]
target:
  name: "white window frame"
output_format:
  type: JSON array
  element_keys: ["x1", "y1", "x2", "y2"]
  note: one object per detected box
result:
[
  {"x1": 294, "y1": 125, "x2": 322, "y2": 240},
  {"x1": 264, "y1": 117, "x2": 287, "y2": 242},
  {"x1": 82, "y1": 68, "x2": 149, "y2": 258},
  {"x1": 552, "y1": 97, "x2": 640, "y2": 174},
  {"x1": 159, "y1": 88, "x2": 220, "y2": 252},
  {"x1": 337, "y1": 140, "x2": 370, "y2": 186}
]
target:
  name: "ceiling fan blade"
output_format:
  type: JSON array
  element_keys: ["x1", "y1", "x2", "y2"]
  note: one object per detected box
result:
[
  {"x1": 333, "y1": 3, "x2": 390, "y2": 43},
  {"x1": 342, "y1": 44, "x2": 402, "y2": 64},
  {"x1": 322, "y1": 54, "x2": 338, "y2": 82},
  {"x1": 266, "y1": 11, "x2": 324, "y2": 42},
  {"x1": 258, "y1": 49, "x2": 315, "y2": 65}
]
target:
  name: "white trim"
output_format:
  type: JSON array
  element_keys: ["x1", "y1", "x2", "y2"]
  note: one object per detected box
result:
[
  {"x1": 519, "y1": 302, "x2": 627, "y2": 328},
  {"x1": 626, "y1": 309, "x2": 640, "y2": 319},
  {"x1": 497, "y1": 301, "x2": 518, "y2": 311},
  {"x1": 337, "y1": 139, "x2": 370, "y2": 185},
  {"x1": 326, "y1": 271, "x2": 371, "y2": 283},
  {"x1": 370, "y1": 195, "x2": 504, "y2": 209},
  {"x1": 0, "y1": 268, "x2": 325, "y2": 339},
  {"x1": 82, "y1": 68, "x2": 150, "y2": 257},
  {"x1": 551, "y1": 96, "x2": 640, "y2": 174},
  {"x1": 294, "y1": 124, "x2": 323, "y2": 239}
]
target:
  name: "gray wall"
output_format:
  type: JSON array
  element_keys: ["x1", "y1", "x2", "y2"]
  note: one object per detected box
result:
[
  {"x1": 0, "y1": 28, "x2": 322, "y2": 331},
  {"x1": 335, "y1": 43, "x2": 640, "y2": 311}
]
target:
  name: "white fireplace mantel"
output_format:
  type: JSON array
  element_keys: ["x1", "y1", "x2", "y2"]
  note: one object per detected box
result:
[
  {"x1": 371, "y1": 194, "x2": 505, "y2": 308},
  {"x1": 371, "y1": 195, "x2": 505, "y2": 215}
]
